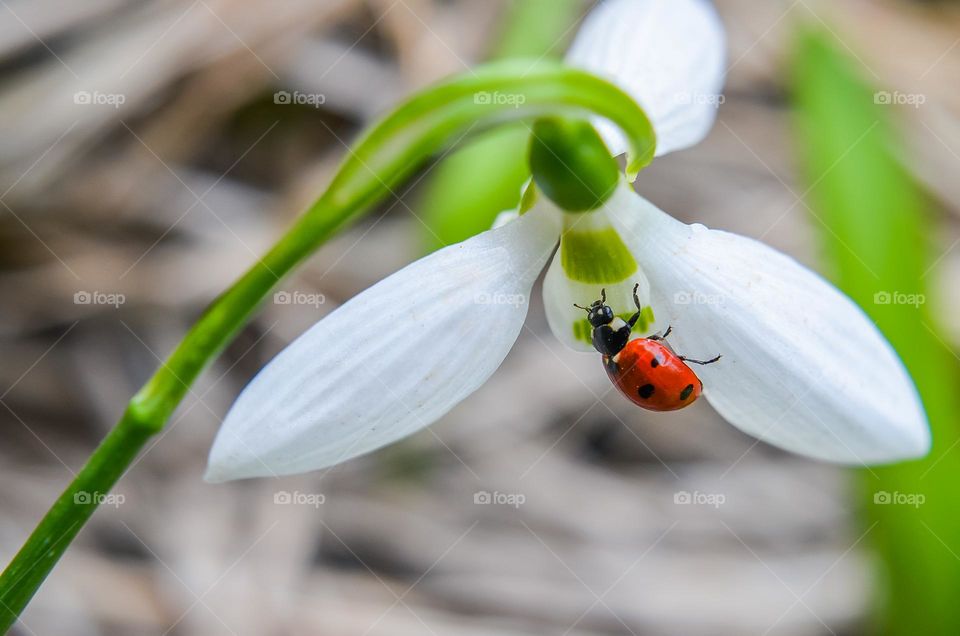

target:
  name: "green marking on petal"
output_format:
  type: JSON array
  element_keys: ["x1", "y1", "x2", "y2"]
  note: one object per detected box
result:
[
  {"x1": 573, "y1": 319, "x2": 592, "y2": 345},
  {"x1": 561, "y1": 227, "x2": 638, "y2": 284},
  {"x1": 640, "y1": 305, "x2": 655, "y2": 329},
  {"x1": 572, "y1": 309, "x2": 656, "y2": 345},
  {"x1": 519, "y1": 180, "x2": 538, "y2": 215}
]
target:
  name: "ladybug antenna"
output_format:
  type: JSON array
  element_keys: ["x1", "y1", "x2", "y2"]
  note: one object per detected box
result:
[{"x1": 575, "y1": 288, "x2": 608, "y2": 312}]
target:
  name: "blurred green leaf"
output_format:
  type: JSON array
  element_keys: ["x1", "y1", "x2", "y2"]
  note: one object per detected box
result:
[
  {"x1": 419, "y1": 0, "x2": 585, "y2": 252},
  {"x1": 793, "y1": 27, "x2": 960, "y2": 635},
  {"x1": 418, "y1": 125, "x2": 531, "y2": 251},
  {"x1": 496, "y1": 0, "x2": 585, "y2": 59}
]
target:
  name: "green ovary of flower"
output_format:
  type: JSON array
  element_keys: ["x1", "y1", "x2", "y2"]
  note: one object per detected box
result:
[{"x1": 529, "y1": 117, "x2": 621, "y2": 212}]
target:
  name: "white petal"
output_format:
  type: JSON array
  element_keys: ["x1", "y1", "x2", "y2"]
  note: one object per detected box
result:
[
  {"x1": 566, "y1": 0, "x2": 726, "y2": 157},
  {"x1": 206, "y1": 207, "x2": 560, "y2": 481},
  {"x1": 606, "y1": 188, "x2": 930, "y2": 464},
  {"x1": 541, "y1": 198, "x2": 655, "y2": 351}
]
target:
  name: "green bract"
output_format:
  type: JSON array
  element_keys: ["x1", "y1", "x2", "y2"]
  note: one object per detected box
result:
[{"x1": 529, "y1": 117, "x2": 621, "y2": 212}]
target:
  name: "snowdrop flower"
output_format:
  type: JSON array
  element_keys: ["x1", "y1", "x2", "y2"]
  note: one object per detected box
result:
[{"x1": 205, "y1": 0, "x2": 929, "y2": 482}]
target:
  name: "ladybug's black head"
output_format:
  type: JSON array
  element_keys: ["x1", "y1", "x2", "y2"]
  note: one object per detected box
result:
[
  {"x1": 575, "y1": 289, "x2": 615, "y2": 327},
  {"x1": 586, "y1": 302, "x2": 614, "y2": 327}
]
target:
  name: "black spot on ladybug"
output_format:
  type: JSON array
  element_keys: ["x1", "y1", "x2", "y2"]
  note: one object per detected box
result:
[
  {"x1": 638, "y1": 384, "x2": 656, "y2": 399},
  {"x1": 680, "y1": 384, "x2": 695, "y2": 401},
  {"x1": 650, "y1": 357, "x2": 660, "y2": 368}
]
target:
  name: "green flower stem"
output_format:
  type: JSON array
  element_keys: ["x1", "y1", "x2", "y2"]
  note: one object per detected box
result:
[
  {"x1": 419, "y1": 0, "x2": 585, "y2": 252},
  {"x1": 0, "y1": 60, "x2": 655, "y2": 631}
]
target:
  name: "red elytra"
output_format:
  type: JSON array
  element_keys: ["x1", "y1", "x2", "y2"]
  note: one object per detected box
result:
[{"x1": 604, "y1": 338, "x2": 703, "y2": 411}]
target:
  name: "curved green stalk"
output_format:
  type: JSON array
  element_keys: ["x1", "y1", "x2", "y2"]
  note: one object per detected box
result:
[
  {"x1": 0, "y1": 61, "x2": 655, "y2": 631},
  {"x1": 419, "y1": 0, "x2": 585, "y2": 252}
]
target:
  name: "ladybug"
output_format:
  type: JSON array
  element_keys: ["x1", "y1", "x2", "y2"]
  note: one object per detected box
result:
[{"x1": 575, "y1": 285, "x2": 721, "y2": 412}]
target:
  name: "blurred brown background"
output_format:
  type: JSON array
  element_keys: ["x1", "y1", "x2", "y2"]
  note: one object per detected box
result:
[{"x1": 1, "y1": 0, "x2": 958, "y2": 634}]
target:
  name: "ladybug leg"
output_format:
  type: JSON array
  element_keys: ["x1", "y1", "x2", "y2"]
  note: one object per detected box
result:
[
  {"x1": 603, "y1": 356, "x2": 619, "y2": 374},
  {"x1": 648, "y1": 325, "x2": 673, "y2": 341},
  {"x1": 680, "y1": 354, "x2": 722, "y2": 366},
  {"x1": 625, "y1": 283, "x2": 647, "y2": 331}
]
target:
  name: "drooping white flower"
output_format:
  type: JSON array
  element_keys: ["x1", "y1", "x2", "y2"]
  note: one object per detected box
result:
[{"x1": 205, "y1": 0, "x2": 929, "y2": 482}]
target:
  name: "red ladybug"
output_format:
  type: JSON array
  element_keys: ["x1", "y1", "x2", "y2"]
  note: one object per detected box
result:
[{"x1": 575, "y1": 286, "x2": 721, "y2": 412}]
